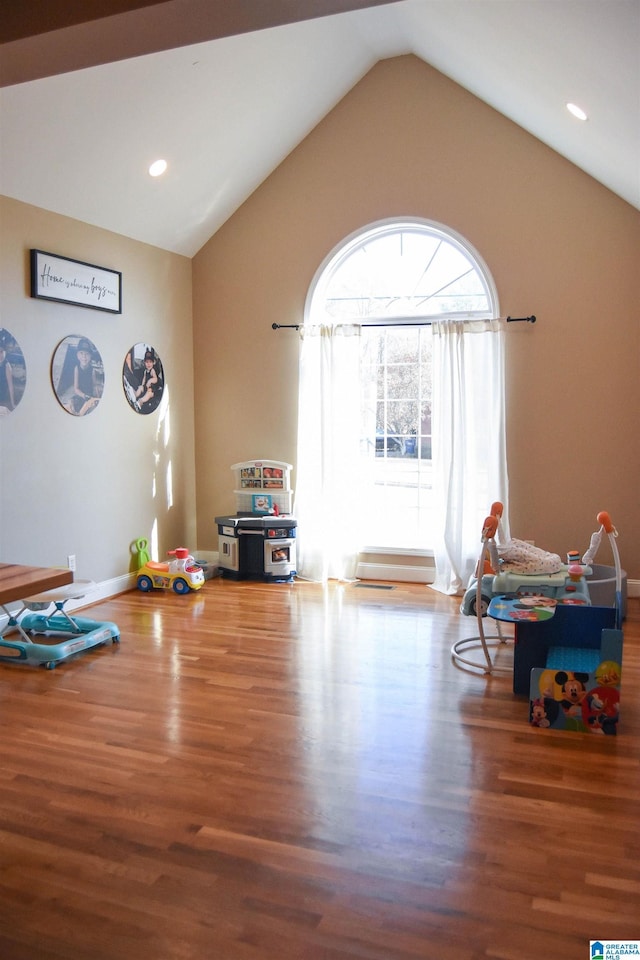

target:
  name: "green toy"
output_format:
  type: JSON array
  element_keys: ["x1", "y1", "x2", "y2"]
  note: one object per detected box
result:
[{"x1": 130, "y1": 537, "x2": 151, "y2": 572}]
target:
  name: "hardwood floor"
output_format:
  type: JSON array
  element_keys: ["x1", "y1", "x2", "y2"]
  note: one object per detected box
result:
[{"x1": 0, "y1": 578, "x2": 638, "y2": 960}]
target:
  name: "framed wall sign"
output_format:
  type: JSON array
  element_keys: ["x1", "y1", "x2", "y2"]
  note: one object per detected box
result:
[{"x1": 30, "y1": 249, "x2": 122, "y2": 313}]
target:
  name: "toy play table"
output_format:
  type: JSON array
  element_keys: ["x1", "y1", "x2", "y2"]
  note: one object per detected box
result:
[
  {"x1": 487, "y1": 594, "x2": 587, "y2": 623},
  {"x1": 488, "y1": 594, "x2": 617, "y2": 695}
]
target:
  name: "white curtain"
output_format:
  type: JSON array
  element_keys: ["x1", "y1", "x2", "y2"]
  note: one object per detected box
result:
[
  {"x1": 430, "y1": 318, "x2": 510, "y2": 595},
  {"x1": 294, "y1": 323, "x2": 366, "y2": 581}
]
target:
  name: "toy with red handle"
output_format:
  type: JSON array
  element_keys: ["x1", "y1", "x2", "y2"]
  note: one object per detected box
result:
[
  {"x1": 583, "y1": 511, "x2": 623, "y2": 628},
  {"x1": 167, "y1": 547, "x2": 199, "y2": 574},
  {"x1": 597, "y1": 510, "x2": 614, "y2": 533}
]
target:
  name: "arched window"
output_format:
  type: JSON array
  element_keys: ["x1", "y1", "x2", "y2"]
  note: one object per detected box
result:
[
  {"x1": 306, "y1": 218, "x2": 497, "y2": 325},
  {"x1": 303, "y1": 218, "x2": 499, "y2": 552}
]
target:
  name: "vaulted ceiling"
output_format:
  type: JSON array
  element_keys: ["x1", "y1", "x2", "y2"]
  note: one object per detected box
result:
[{"x1": 1, "y1": 0, "x2": 638, "y2": 257}]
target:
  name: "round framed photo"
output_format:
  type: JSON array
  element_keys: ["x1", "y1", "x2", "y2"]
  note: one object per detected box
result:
[
  {"x1": 51, "y1": 335, "x2": 104, "y2": 416},
  {"x1": 122, "y1": 343, "x2": 164, "y2": 414},
  {"x1": 0, "y1": 327, "x2": 27, "y2": 416}
]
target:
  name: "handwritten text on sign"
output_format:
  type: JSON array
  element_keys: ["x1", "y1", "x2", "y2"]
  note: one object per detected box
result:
[{"x1": 31, "y1": 250, "x2": 122, "y2": 313}]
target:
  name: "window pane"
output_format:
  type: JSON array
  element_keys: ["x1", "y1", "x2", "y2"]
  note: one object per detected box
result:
[
  {"x1": 386, "y1": 366, "x2": 418, "y2": 399},
  {"x1": 319, "y1": 225, "x2": 492, "y2": 321},
  {"x1": 385, "y1": 329, "x2": 419, "y2": 361},
  {"x1": 386, "y1": 400, "x2": 418, "y2": 430}
]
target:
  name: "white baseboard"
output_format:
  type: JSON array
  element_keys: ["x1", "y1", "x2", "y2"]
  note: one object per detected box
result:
[
  {"x1": 79, "y1": 573, "x2": 137, "y2": 606},
  {"x1": 356, "y1": 561, "x2": 436, "y2": 583}
]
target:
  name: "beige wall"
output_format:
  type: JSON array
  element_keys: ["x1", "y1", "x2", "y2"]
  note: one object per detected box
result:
[
  {"x1": 0, "y1": 196, "x2": 196, "y2": 582},
  {"x1": 193, "y1": 55, "x2": 640, "y2": 577},
  {"x1": 2, "y1": 55, "x2": 638, "y2": 586}
]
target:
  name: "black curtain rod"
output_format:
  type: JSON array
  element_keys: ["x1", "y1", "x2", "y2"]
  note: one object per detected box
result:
[{"x1": 272, "y1": 315, "x2": 536, "y2": 330}]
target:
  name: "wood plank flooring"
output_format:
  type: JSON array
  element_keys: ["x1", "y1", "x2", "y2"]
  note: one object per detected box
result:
[{"x1": 0, "y1": 578, "x2": 638, "y2": 960}]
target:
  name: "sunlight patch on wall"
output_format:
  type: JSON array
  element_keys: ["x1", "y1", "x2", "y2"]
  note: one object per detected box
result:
[
  {"x1": 151, "y1": 517, "x2": 159, "y2": 562},
  {"x1": 166, "y1": 460, "x2": 173, "y2": 509},
  {"x1": 158, "y1": 387, "x2": 171, "y2": 445}
]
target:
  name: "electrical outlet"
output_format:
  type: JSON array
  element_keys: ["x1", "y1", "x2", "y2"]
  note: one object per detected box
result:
[{"x1": 67, "y1": 554, "x2": 76, "y2": 571}]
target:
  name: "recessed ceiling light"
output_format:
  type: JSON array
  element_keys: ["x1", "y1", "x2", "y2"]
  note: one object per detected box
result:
[
  {"x1": 566, "y1": 102, "x2": 588, "y2": 121},
  {"x1": 149, "y1": 159, "x2": 168, "y2": 177}
]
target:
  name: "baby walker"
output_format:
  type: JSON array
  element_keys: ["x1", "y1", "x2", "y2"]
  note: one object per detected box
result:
[
  {"x1": 0, "y1": 580, "x2": 120, "y2": 669},
  {"x1": 452, "y1": 506, "x2": 622, "y2": 677},
  {"x1": 459, "y1": 502, "x2": 592, "y2": 619}
]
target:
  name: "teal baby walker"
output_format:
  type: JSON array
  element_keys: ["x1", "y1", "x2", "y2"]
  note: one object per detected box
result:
[{"x1": 0, "y1": 580, "x2": 120, "y2": 669}]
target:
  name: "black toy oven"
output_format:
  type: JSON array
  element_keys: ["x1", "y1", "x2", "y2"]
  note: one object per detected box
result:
[{"x1": 216, "y1": 515, "x2": 297, "y2": 581}]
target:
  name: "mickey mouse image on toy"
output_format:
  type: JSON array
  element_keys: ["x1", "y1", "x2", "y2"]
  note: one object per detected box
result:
[{"x1": 555, "y1": 671, "x2": 589, "y2": 720}]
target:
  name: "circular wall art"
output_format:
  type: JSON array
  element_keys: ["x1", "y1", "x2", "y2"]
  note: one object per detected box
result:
[
  {"x1": 122, "y1": 343, "x2": 164, "y2": 414},
  {"x1": 0, "y1": 327, "x2": 27, "y2": 416},
  {"x1": 51, "y1": 335, "x2": 104, "y2": 416}
]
